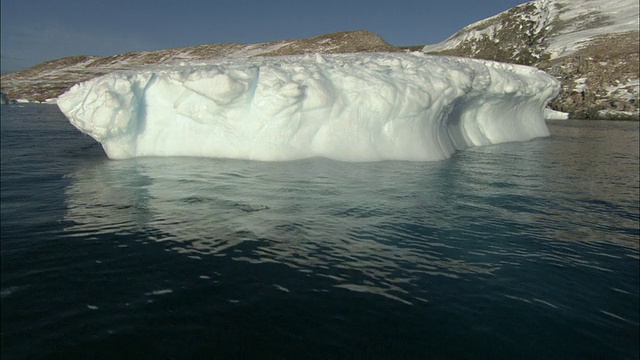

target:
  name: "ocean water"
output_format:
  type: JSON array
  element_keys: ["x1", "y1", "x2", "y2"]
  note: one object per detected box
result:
[{"x1": 1, "y1": 104, "x2": 638, "y2": 359}]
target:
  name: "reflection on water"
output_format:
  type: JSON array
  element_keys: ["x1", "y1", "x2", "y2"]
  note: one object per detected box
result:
[
  {"x1": 542, "y1": 121, "x2": 639, "y2": 248},
  {"x1": 64, "y1": 158, "x2": 496, "y2": 304},
  {"x1": 4, "y1": 106, "x2": 638, "y2": 359},
  {"x1": 63, "y1": 120, "x2": 639, "y2": 305}
]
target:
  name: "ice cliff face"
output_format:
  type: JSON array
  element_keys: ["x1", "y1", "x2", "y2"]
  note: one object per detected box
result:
[
  {"x1": 57, "y1": 53, "x2": 559, "y2": 162},
  {"x1": 422, "y1": 0, "x2": 639, "y2": 119}
]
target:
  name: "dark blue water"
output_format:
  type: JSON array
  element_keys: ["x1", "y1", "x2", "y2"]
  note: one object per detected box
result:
[{"x1": 1, "y1": 104, "x2": 639, "y2": 359}]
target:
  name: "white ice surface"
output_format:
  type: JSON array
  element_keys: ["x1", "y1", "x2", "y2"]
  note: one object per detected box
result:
[
  {"x1": 544, "y1": 108, "x2": 569, "y2": 120},
  {"x1": 58, "y1": 53, "x2": 559, "y2": 161}
]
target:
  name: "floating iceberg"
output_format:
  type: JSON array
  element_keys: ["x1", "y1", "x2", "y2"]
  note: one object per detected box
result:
[
  {"x1": 544, "y1": 108, "x2": 569, "y2": 120},
  {"x1": 57, "y1": 53, "x2": 559, "y2": 161}
]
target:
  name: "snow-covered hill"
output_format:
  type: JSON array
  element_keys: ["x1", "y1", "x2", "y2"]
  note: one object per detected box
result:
[
  {"x1": 423, "y1": 0, "x2": 639, "y2": 119},
  {"x1": 0, "y1": 30, "x2": 399, "y2": 102},
  {"x1": 3, "y1": 2, "x2": 637, "y2": 120}
]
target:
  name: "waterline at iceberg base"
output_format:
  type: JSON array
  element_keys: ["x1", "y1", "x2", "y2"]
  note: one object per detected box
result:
[{"x1": 57, "y1": 53, "x2": 560, "y2": 161}]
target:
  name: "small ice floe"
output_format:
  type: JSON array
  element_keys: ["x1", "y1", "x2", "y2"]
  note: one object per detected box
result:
[
  {"x1": 1, "y1": 286, "x2": 26, "y2": 299},
  {"x1": 544, "y1": 108, "x2": 569, "y2": 120},
  {"x1": 236, "y1": 203, "x2": 270, "y2": 212},
  {"x1": 145, "y1": 289, "x2": 173, "y2": 296},
  {"x1": 273, "y1": 284, "x2": 290, "y2": 293},
  {"x1": 87, "y1": 305, "x2": 99, "y2": 310},
  {"x1": 600, "y1": 310, "x2": 629, "y2": 322},
  {"x1": 503, "y1": 294, "x2": 532, "y2": 303},
  {"x1": 532, "y1": 298, "x2": 560, "y2": 309},
  {"x1": 611, "y1": 287, "x2": 630, "y2": 294}
]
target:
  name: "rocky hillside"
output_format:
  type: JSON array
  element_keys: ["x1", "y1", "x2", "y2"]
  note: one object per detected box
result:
[
  {"x1": 423, "y1": 0, "x2": 639, "y2": 120},
  {"x1": 0, "y1": 30, "x2": 400, "y2": 103},
  {"x1": 3, "y1": 2, "x2": 638, "y2": 121}
]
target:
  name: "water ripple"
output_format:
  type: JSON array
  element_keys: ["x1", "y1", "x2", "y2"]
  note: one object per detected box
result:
[{"x1": 2, "y1": 108, "x2": 638, "y2": 358}]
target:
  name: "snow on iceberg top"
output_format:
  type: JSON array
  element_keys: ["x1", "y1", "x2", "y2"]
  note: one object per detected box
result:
[{"x1": 57, "y1": 52, "x2": 560, "y2": 162}]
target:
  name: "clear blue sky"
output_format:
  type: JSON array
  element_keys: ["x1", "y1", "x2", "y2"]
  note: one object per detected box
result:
[{"x1": 1, "y1": 0, "x2": 526, "y2": 74}]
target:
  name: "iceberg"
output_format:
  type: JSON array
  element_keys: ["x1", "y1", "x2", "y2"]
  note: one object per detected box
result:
[
  {"x1": 57, "y1": 53, "x2": 559, "y2": 161},
  {"x1": 544, "y1": 108, "x2": 569, "y2": 120}
]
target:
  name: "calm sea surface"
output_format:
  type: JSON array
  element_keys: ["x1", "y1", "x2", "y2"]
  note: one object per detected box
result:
[{"x1": 1, "y1": 104, "x2": 639, "y2": 359}]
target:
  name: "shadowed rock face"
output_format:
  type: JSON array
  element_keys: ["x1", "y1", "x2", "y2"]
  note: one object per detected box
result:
[{"x1": 0, "y1": 30, "x2": 401, "y2": 103}]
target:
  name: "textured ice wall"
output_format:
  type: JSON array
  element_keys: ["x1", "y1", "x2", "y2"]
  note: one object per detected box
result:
[{"x1": 57, "y1": 53, "x2": 559, "y2": 161}]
